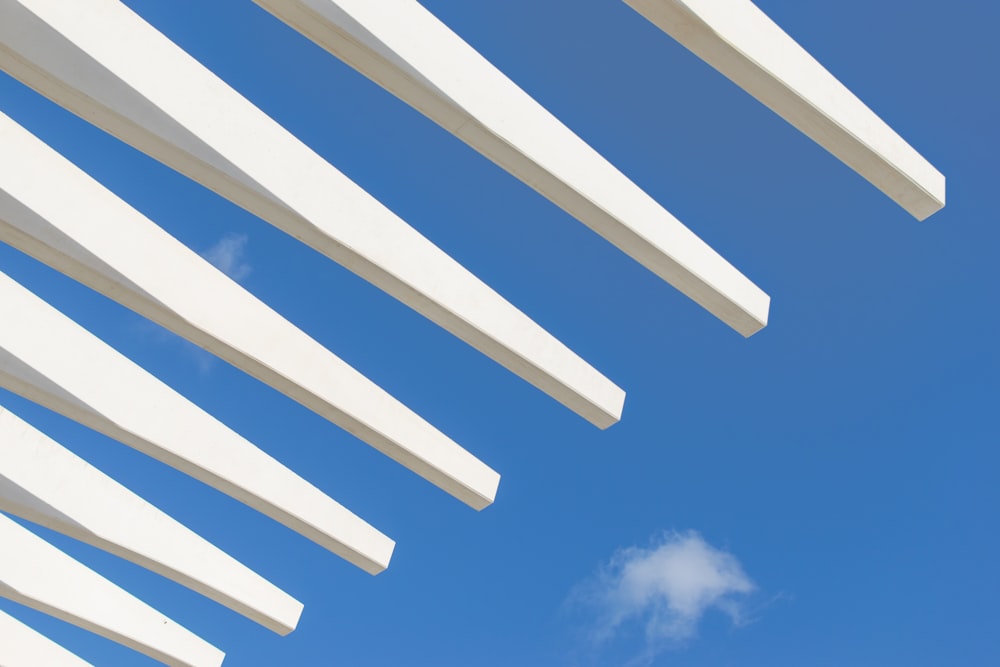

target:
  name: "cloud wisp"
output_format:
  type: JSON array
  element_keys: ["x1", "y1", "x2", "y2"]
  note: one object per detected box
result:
[
  {"x1": 571, "y1": 531, "x2": 756, "y2": 662},
  {"x1": 202, "y1": 233, "x2": 252, "y2": 283},
  {"x1": 131, "y1": 232, "x2": 253, "y2": 373}
]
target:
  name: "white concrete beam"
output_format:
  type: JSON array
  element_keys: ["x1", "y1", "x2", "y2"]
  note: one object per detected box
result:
[
  {"x1": 0, "y1": 270, "x2": 394, "y2": 574},
  {"x1": 251, "y1": 0, "x2": 771, "y2": 336},
  {"x1": 0, "y1": 610, "x2": 94, "y2": 667},
  {"x1": 0, "y1": 513, "x2": 224, "y2": 667},
  {"x1": 0, "y1": 110, "x2": 500, "y2": 511},
  {"x1": 0, "y1": 405, "x2": 302, "y2": 635},
  {"x1": 623, "y1": 0, "x2": 945, "y2": 220},
  {"x1": 0, "y1": 0, "x2": 626, "y2": 429}
]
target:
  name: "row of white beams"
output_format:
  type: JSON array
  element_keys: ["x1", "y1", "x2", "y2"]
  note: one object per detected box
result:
[
  {"x1": 0, "y1": 513, "x2": 224, "y2": 667},
  {"x1": 253, "y1": 0, "x2": 771, "y2": 337},
  {"x1": 0, "y1": 269, "x2": 395, "y2": 575},
  {"x1": 0, "y1": 609, "x2": 94, "y2": 667},
  {"x1": 0, "y1": 405, "x2": 302, "y2": 635},
  {"x1": 0, "y1": 0, "x2": 627, "y2": 429},
  {"x1": 623, "y1": 0, "x2": 945, "y2": 220},
  {"x1": 0, "y1": 109, "x2": 500, "y2": 512},
  {"x1": 0, "y1": 1, "x2": 943, "y2": 662}
]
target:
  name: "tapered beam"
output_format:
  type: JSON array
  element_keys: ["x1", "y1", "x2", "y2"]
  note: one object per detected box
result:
[
  {"x1": 0, "y1": 110, "x2": 499, "y2": 511},
  {"x1": 0, "y1": 270, "x2": 394, "y2": 574},
  {"x1": 0, "y1": 610, "x2": 94, "y2": 667},
  {"x1": 623, "y1": 0, "x2": 945, "y2": 220},
  {"x1": 0, "y1": 0, "x2": 625, "y2": 429},
  {"x1": 252, "y1": 0, "x2": 770, "y2": 336},
  {"x1": 0, "y1": 405, "x2": 302, "y2": 635},
  {"x1": 0, "y1": 514, "x2": 224, "y2": 667}
]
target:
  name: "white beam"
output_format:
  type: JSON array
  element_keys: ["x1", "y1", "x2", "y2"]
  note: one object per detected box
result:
[
  {"x1": 0, "y1": 514, "x2": 224, "y2": 667},
  {"x1": 0, "y1": 405, "x2": 302, "y2": 635},
  {"x1": 0, "y1": 0, "x2": 626, "y2": 429},
  {"x1": 0, "y1": 270, "x2": 394, "y2": 574},
  {"x1": 623, "y1": 0, "x2": 945, "y2": 220},
  {"x1": 0, "y1": 610, "x2": 94, "y2": 667},
  {"x1": 251, "y1": 0, "x2": 771, "y2": 336},
  {"x1": 0, "y1": 109, "x2": 500, "y2": 512}
]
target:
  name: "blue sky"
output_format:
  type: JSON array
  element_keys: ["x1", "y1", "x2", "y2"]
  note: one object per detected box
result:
[{"x1": 0, "y1": 0, "x2": 997, "y2": 665}]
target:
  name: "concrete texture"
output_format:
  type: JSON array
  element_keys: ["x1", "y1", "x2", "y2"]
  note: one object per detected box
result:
[
  {"x1": 624, "y1": 0, "x2": 945, "y2": 220},
  {"x1": 0, "y1": 109, "x2": 500, "y2": 512},
  {"x1": 252, "y1": 0, "x2": 771, "y2": 336},
  {"x1": 0, "y1": 270, "x2": 394, "y2": 574},
  {"x1": 0, "y1": 405, "x2": 303, "y2": 635},
  {"x1": 0, "y1": 513, "x2": 224, "y2": 667},
  {"x1": 0, "y1": 609, "x2": 94, "y2": 667},
  {"x1": 0, "y1": 0, "x2": 626, "y2": 428}
]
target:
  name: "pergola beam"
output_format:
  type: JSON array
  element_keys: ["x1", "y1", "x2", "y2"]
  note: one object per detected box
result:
[
  {"x1": 623, "y1": 0, "x2": 945, "y2": 220},
  {"x1": 0, "y1": 406, "x2": 302, "y2": 635},
  {"x1": 0, "y1": 610, "x2": 94, "y2": 667},
  {"x1": 0, "y1": 513, "x2": 224, "y2": 667}
]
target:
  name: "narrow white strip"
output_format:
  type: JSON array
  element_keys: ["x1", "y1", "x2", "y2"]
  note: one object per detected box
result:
[
  {"x1": 0, "y1": 0, "x2": 626, "y2": 428},
  {"x1": 0, "y1": 609, "x2": 94, "y2": 667},
  {"x1": 252, "y1": 0, "x2": 771, "y2": 336},
  {"x1": 0, "y1": 270, "x2": 395, "y2": 574},
  {"x1": 0, "y1": 514, "x2": 224, "y2": 667},
  {"x1": 623, "y1": 0, "x2": 945, "y2": 220},
  {"x1": 0, "y1": 405, "x2": 303, "y2": 635},
  {"x1": 0, "y1": 109, "x2": 500, "y2": 511}
]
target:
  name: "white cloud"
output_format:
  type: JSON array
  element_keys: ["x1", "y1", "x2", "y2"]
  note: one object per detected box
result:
[
  {"x1": 202, "y1": 233, "x2": 252, "y2": 282},
  {"x1": 572, "y1": 531, "x2": 756, "y2": 661}
]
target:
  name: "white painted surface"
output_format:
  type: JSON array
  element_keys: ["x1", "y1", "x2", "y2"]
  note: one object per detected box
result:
[
  {"x1": 0, "y1": 270, "x2": 394, "y2": 574},
  {"x1": 0, "y1": 514, "x2": 224, "y2": 667},
  {"x1": 0, "y1": 610, "x2": 94, "y2": 667},
  {"x1": 0, "y1": 0, "x2": 625, "y2": 429},
  {"x1": 624, "y1": 0, "x2": 945, "y2": 220},
  {"x1": 0, "y1": 109, "x2": 500, "y2": 512},
  {"x1": 0, "y1": 406, "x2": 302, "y2": 635},
  {"x1": 253, "y1": 0, "x2": 771, "y2": 336}
]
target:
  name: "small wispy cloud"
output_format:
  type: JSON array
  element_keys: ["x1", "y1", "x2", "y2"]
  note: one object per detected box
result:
[
  {"x1": 202, "y1": 233, "x2": 252, "y2": 282},
  {"x1": 131, "y1": 317, "x2": 219, "y2": 376},
  {"x1": 570, "y1": 531, "x2": 756, "y2": 664}
]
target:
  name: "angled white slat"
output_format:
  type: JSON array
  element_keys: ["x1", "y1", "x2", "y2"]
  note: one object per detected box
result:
[
  {"x1": 0, "y1": 609, "x2": 94, "y2": 667},
  {"x1": 252, "y1": 0, "x2": 771, "y2": 336},
  {"x1": 0, "y1": 405, "x2": 302, "y2": 635},
  {"x1": 0, "y1": 109, "x2": 500, "y2": 512},
  {"x1": 0, "y1": 271, "x2": 394, "y2": 574},
  {"x1": 0, "y1": 0, "x2": 626, "y2": 429},
  {"x1": 0, "y1": 514, "x2": 224, "y2": 667},
  {"x1": 623, "y1": 0, "x2": 945, "y2": 220}
]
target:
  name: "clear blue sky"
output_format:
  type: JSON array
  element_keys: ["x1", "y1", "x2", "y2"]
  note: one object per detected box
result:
[{"x1": 1, "y1": 0, "x2": 997, "y2": 665}]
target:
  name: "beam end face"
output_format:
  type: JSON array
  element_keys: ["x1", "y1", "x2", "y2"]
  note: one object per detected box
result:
[{"x1": 905, "y1": 174, "x2": 945, "y2": 222}]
